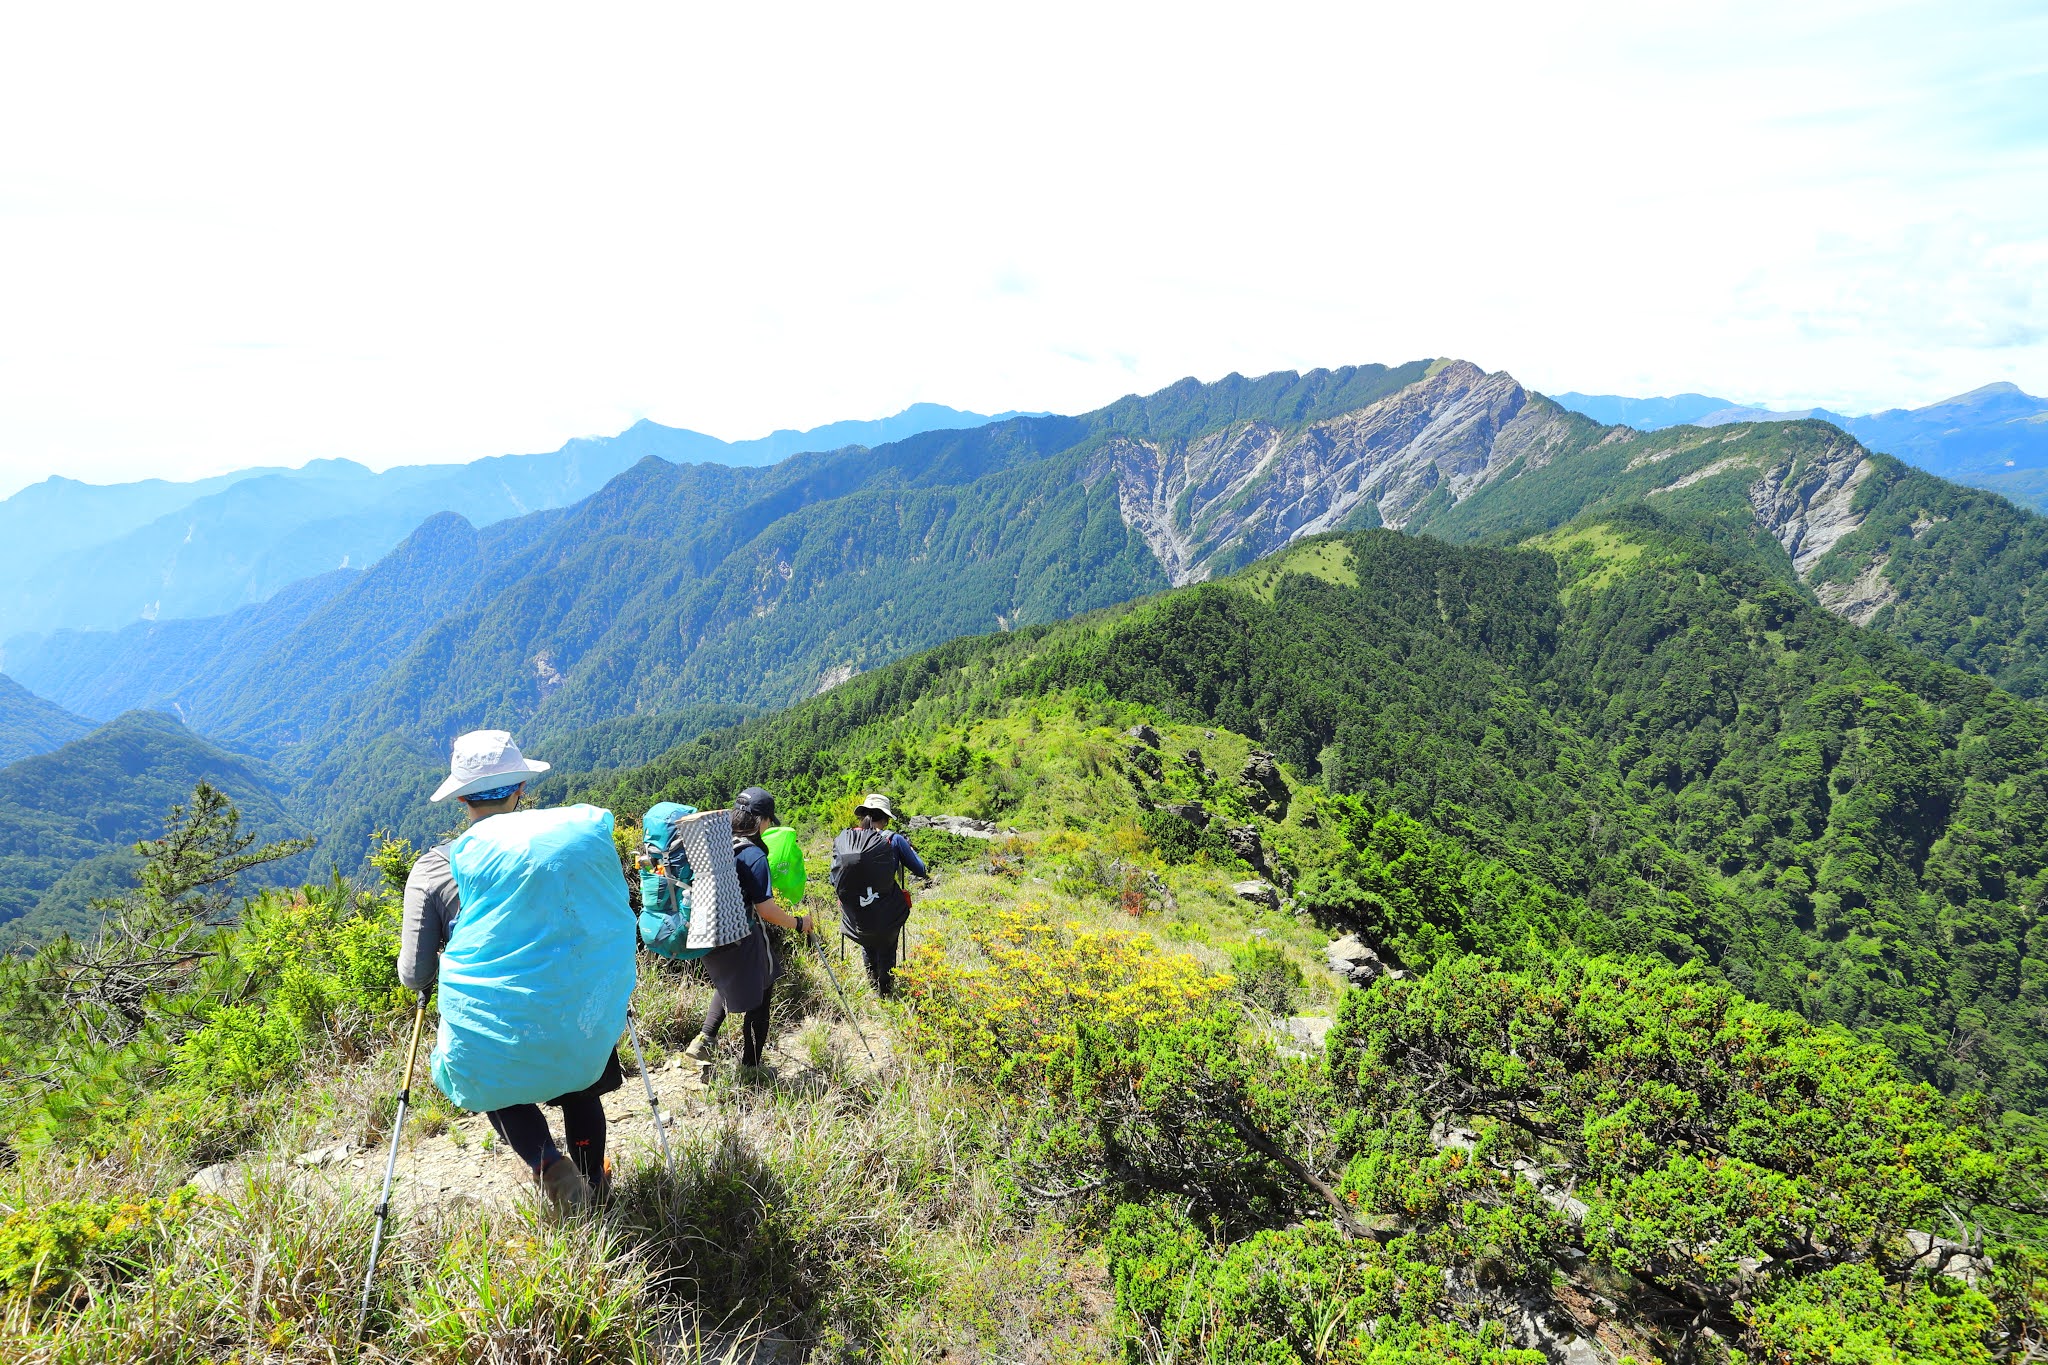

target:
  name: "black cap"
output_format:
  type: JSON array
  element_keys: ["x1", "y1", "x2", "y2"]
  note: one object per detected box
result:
[{"x1": 735, "y1": 786, "x2": 776, "y2": 821}]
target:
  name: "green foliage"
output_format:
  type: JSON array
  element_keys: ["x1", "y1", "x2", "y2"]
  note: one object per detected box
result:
[
  {"x1": 1738, "y1": 1262, "x2": 1998, "y2": 1365},
  {"x1": 1105, "y1": 1204, "x2": 1543, "y2": 1365},
  {"x1": 898, "y1": 907, "x2": 1229, "y2": 1091},
  {"x1": 1327, "y1": 954, "x2": 2045, "y2": 1341},
  {"x1": 1138, "y1": 806, "x2": 1231, "y2": 865},
  {"x1": 0, "y1": 790, "x2": 403, "y2": 1157},
  {"x1": 1228, "y1": 940, "x2": 1302, "y2": 1015},
  {"x1": 0, "y1": 713, "x2": 310, "y2": 948},
  {"x1": 0, "y1": 1189, "x2": 199, "y2": 1300}
]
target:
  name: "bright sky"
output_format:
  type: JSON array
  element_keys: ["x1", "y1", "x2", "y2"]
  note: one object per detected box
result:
[{"x1": 1, "y1": 1, "x2": 2044, "y2": 496}]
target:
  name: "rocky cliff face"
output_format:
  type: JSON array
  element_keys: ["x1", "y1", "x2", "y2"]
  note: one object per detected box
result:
[{"x1": 1109, "y1": 360, "x2": 1581, "y2": 585}]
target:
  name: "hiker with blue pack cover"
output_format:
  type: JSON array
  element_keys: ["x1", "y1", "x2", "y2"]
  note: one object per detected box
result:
[{"x1": 399, "y1": 730, "x2": 634, "y2": 1211}]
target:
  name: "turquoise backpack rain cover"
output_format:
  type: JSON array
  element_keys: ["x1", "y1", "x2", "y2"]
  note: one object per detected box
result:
[
  {"x1": 430, "y1": 804, "x2": 636, "y2": 1113},
  {"x1": 638, "y1": 801, "x2": 709, "y2": 961}
]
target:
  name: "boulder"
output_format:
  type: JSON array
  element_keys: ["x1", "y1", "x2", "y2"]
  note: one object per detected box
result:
[
  {"x1": 294, "y1": 1143, "x2": 352, "y2": 1169},
  {"x1": 1283, "y1": 1015, "x2": 1334, "y2": 1052},
  {"x1": 1162, "y1": 802, "x2": 1210, "y2": 828},
  {"x1": 1223, "y1": 825, "x2": 1267, "y2": 871},
  {"x1": 1325, "y1": 934, "x2": 1404, "y2": 984},
  {"x1": 1125, "y1": 744, "x2": 1163, "y2": 779},
  {"x1": 1232, "y1": 880, "x2": 1280, "y2": 909},
  {"x1": 1238, "y1": 749, "x2": 1291, "y2": 816},
  {"x1": 188, "y1": 1162, "x2": 238, "y2": 1196},
  {"x1": 1125, "y1": 724, "x2": 1161, "y2": 748}
]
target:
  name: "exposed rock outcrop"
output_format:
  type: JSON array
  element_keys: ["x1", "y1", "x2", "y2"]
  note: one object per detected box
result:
[
  {"x1": 906, "y1": 814, "x2": 1000, "y2": 839},
  {"x1": 1326, "y1": 934, "x2": 1404, "y2": 984},
  {"x1": 1745, "y1": 438, "x2": 1876, "y2": 576},
  {"x1": 1111, "y1": 361, "x2": 1581, "y2": 585},
  {"x1": 1231, "y1": 879, "x2": 1280, "y2": 909},
  {"x1": 1238, "y1": 749, "x2": 1290, "y2": 817}
]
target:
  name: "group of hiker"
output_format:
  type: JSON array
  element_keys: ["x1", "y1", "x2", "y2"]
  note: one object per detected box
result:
[{"x1": 395, "y1": 729, "x2": 930, "y2": 1211}]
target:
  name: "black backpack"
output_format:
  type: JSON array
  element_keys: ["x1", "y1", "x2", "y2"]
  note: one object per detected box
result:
[{"x1": 830, "y1": 827, "x2": 907, "y2": 939}]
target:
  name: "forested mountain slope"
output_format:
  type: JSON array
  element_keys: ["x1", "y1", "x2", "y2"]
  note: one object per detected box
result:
[
  {"x1": 0, "y1": 674, "x2": 92, "y2": 766},
  {"x1": 577, "y1": 524, "x2": 2048, "y2": 1109},
  {"x1": 0, "y1": 711, "x2": 308, "y2": 947},
  {"x1": 1, "y1": 569, "x2": 361, "y2": 721},
  {"x1": 1422, "y1": 415, "x2": 2048, "y2": 697}
]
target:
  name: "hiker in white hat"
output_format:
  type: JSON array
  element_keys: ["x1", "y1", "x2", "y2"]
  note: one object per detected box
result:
[
  {"x1": 399, "y1": 730, "x2": 622, "y2": 1209},
  {"x1": 828, "y1": 793, "x2": 930, "y2": 998}
]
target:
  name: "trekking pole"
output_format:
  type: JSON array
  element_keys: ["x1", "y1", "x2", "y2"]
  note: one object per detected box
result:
[
  {"x1": 808, "y1": 932, "x2": 877, "y2": 1062},
  {"x1": 354, "y1": 996, "x2": 428, "y2": 1354},
  {"x1": 624, "y1": 1005, "x2": 673, "y2": 1171}
]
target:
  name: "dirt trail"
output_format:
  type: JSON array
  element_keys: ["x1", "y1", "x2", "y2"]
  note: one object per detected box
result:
[{"x1": 214, "y1": 1018, "x2": 894, "y2": 1222}]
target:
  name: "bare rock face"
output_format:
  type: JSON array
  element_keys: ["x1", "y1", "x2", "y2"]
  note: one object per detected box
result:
[
  {"x1": 1746, "y1": 439, "x2": 1876, "y2": 576},
  {"x1": 1326, "y1": 934, "x2": 1404, "y2": 984},
  {"x1": 1111, "y1": 361, "x2": 1581, "y2": 585},
  {"x1": 1813, "y1": 553, "x2": 1899, "y2": 625}
]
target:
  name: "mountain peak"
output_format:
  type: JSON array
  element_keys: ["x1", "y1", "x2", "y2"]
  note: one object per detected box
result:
[{"x1": 1931, "y1": 380, "x2": 2040, "y2": 408}]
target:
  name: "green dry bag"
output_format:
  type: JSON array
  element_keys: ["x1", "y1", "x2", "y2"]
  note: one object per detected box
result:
[{"x1": 762, "y1": 826, "x2": 806, "y2": 906}]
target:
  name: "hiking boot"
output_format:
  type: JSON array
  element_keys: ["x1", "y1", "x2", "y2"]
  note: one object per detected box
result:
[
  {"x1": 682, "y1": 1033, "x2": 713, "y2": 1062},
  {"x1": 538, "y1": 1156, "x2": 591, "y2": 1211}
]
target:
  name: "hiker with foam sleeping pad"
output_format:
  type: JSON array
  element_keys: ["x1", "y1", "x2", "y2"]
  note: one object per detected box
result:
[
  {"x1": 399, "y1": 730, "x2": 636, "y2": 1211},
  {"x1": 677, "y1": 786, "x2": 820, "y2": 1085},
  {"x1": 831, "y1": 793, "x2": 930, "y2": 997}
]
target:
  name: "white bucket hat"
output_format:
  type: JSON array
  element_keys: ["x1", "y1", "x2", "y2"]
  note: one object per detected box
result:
[{"x1": 432, "y1": 729, "x2": 551, "y2": 803}]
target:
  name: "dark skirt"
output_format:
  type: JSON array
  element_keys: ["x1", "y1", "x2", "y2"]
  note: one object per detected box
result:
[
  {"x1": 701, "y1": 920, "x2": 774, "y2": 1014},
  {"x1": 543, "y1": 1046, "x2": 623, "y2": 1106}
]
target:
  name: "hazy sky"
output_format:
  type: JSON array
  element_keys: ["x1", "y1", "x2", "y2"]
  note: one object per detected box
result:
[{"x1": 2, "y1": 1, "x2": 2044, "y2": 496}]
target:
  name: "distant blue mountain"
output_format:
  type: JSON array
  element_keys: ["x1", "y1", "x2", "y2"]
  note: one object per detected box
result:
[
  {"x1": 0, "y1": 404, "x2": 1022, "y2": 639},
  {"x1": 1547, "y1": 392, "x2": 1737, "y2": 429},
  {"x1": 1550, "y1": 383, "x2": 2048, "y2": 511}
]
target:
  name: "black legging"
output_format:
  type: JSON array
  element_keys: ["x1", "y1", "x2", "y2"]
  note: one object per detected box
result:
[
  {"x1": 701, "y1": 980, "x2": 775, "y2": 1067},
  {"x1": 487, "y1": 1092, "x2": 607, "y2": 1181},
  {"x1": 860, "y1": 931, "x2": 899, "y2": 998}
]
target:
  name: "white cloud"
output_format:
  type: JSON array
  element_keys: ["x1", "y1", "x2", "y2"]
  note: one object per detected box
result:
[{"x1": 0, "y1": 0, "x2": 2044, "y2": 495}]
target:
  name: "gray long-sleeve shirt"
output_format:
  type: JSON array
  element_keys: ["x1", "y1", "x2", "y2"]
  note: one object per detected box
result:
[{"x1": 399, "y1": 843, "x2": 460, "y2": 992}]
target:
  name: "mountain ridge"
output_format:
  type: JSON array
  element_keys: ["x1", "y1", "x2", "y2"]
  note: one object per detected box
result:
[
  {"x1": 12, "y1": 357, "x2": 2048, "y2": 890},
  {"x1": 0, "y1": 403, "x2": 1022, "y2": 640},
  {"x1": 0, "y1": 673, "x2": 93, "y2": 766},
  {"x1": 0, "y1": 709, "x2": 309, "y2": 945},
  {"x1": 1555, "y1": 381, "x2": 2048, "y2": 510}
]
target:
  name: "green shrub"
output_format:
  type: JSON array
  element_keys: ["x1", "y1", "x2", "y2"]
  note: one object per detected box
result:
[
  {"x1": 0, "y1": 1189, "x2": 199, "y2": 1300},
  {"x1": 1104, "y1": 1202, "x2": 1542, "y2": 1365},
  {"x1": 1228, "y1": 940, "x2": 1302, "y2": 1015},
  {"x1": 898, "y1": 906, "x2": 1228, "y2": 1091}
]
